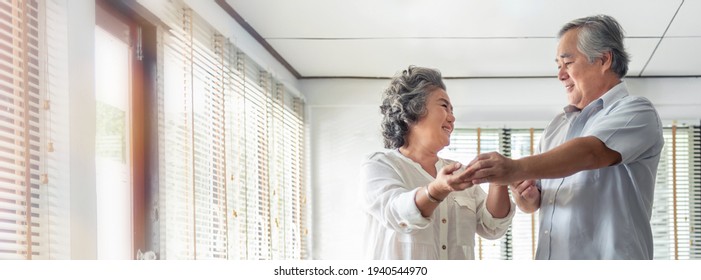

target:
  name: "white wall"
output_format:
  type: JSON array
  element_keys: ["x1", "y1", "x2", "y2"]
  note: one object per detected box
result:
[{"x1": 303, "y1": 77, "x2": 701, "y2": 259}]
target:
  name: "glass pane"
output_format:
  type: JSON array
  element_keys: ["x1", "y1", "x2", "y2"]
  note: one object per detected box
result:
[{"x1": 94, "y1": 21, "x2": 132, "y2": 259}]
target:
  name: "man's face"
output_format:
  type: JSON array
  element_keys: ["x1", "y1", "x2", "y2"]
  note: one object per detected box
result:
[{"x1": 556, "y1": 29, "x2": 608, "y2": 109}]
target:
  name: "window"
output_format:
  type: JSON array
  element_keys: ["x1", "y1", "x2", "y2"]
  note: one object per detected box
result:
[
  {"x1": 0, "y1": 0, "x2": 70, "y2": 259},
  {"x1": 651, "y1": 125, "x2": 701, "y2": 259},
  {"x1": 93, "y1": 0, "x2": 155, "y2": 259},
  {"x1": 442, "y1": 125, "x2": 701, "y2": 260},
  {"x1": 157, "y1": 2, "x2": 307, "y2": 260},
  {"x1": 1, "y1": 0, "x2": 307, "y2": 261},
  {"x1": 94, "y1": 0, "x2": 134, "y2": 260},
  {"x1": 504, "y1": 128, "x2": 542, "y2": 260}
]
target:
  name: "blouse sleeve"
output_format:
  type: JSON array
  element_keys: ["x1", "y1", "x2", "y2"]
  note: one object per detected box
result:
[
  {"x1": 360, "y1": 153, "x2": 431, "y2": 233},
  {"x1": 473, "y1": 186, "x2": 515, "y2": 240}
]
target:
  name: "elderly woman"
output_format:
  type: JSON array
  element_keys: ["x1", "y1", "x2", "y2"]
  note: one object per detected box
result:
[{"x1": 361, "y1": 66, "x2": 515, "y2": 260}]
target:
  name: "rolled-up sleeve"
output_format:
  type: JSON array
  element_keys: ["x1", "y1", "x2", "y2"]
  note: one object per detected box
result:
[
  {"x1": 473, "y1": 186, "x2": 516, "y2": 239},
  {"x1": 478, "y1": 202, "x2": 516, "y2": 239},
  {"x1": 360, "y1": 154, "x2": 431, "y2": 233}
]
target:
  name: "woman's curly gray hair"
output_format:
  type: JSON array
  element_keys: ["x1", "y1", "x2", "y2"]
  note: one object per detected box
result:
[{"x1": 380, "y1": 66, "x2": 446, "y2": 149}]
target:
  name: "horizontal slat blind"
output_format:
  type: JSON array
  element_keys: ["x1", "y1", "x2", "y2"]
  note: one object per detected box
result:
[
  {"x1": 0, "y1": 0, "x2": 38, "y2": 259},
  {"x1": 0, "y1": 0, "x2": 69, "y2": 260},
  {"x1": 281, "y1": 88, "x2": 304, "y2": 259},
  {"x1": 241, "y1": 54, "x2": 271, "y2": 260},
  {"x1": 157, "y1": 0, "x2": 306, "y2": 260},
  {"x1": 224, "y1": 41, "x2": 246, "y2": 260},
  {"x1": 160, "y1": 5, "x2": 195, "y2": 259},
  {"x1": 508, "y1": 129, "x2": 541, "y2": 260},
  {"x1": 652, "y1": 126, "x2": 692, "y2": 259},
  {"x1": 293, "y1": 97, "x2": 307, "y2": 259},
  {"x1": 191, "y1": 24, "x2": 228, "y2": 259},
  {"x1": 691, "y1": 125, "x2": 700, "y2": 259}
]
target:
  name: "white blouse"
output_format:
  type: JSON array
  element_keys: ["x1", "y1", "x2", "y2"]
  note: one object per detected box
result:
[{"x1": 360, "y1": 149, "x2": 515, "y2": 260}]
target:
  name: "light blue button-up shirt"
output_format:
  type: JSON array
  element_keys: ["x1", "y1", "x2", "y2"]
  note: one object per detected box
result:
[{"x1": 536, "y1": 82, "x2": 664, "y2": 259}]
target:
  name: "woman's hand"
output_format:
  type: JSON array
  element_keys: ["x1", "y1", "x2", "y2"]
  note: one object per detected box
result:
[
  {"x1": 509, "y1": 179, "x2": 541, "y2": 213},
  {"x1": 430, "y1": 162, "x2": 475, "y2": 200}
]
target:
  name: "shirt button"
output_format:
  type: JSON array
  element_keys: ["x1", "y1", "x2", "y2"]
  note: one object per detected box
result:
[
  {"x1": 544, "y1": 230, "x2": 549, "y2": 235},
  {"x1": 399, "y1": 222, "x2": 407, "y2": 228},
  {"x1": 442, "y1": 245, "x2": 447, "y2": 250},
  {"x1": 549, "y1": 199, "x2": 554, "y2": 204},
  {"x1": 441, "y1": 218, "x2": 447, "y2": 224}
]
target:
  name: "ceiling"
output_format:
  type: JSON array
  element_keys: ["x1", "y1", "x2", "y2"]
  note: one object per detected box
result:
[{"x1": 220, "y1": 0, "x2": 701, "y2": 79}]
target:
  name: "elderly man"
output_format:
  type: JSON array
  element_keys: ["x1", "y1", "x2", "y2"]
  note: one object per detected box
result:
[{"x1": 465, "y1": 15, "x2": 663, "y2": 259}]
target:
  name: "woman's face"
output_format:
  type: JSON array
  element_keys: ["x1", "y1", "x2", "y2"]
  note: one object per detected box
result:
[{"x1": 408, "y1": 88, "x2": 455, "y2": 150}]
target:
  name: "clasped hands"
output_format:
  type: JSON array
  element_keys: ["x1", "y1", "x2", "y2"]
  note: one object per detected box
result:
[
  {"x1": 433, "y1": 152, "x2": 538, "y2": 202},
  {"x1": 439, "y1": 151, "x2": 519, "y2": 187}
]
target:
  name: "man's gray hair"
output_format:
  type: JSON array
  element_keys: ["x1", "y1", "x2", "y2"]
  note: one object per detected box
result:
[
  {"x1": 379, "y1": 66, "x2": 446, "y2": 149},
  {"x1": 559, "y1": 14, "x2": 630, "y2": 78}
]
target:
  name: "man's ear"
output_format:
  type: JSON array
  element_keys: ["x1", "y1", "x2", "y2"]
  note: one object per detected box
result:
[{"x1": 600, "y1": 51, "x2": 613, "y2": 72}]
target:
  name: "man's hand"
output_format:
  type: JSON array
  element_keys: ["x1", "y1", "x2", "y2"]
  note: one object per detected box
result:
[{"x1": 464, "y1": 152, "x2": 523, "y2": 185}]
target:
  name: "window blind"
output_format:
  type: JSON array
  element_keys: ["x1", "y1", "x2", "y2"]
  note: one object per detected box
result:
[
  {"x1": 651, "y1": 125, "x2": 701, "y2": 259},
  {"x1": 0, "y1": 0, "x2": 69, "y2": 260},
  {"x1": 691, "y1": 125, "x2": 700, "y2": 259},
  {"x1": 157, "y1": 0, "x2": 307, "y2": 260},
  {"x1": 506, "y1": 129, "x2": 541, "y2": 260},
  {"x1": 292, "y1": 97, "x2": 307, "y2": 259},
  {"x1": 40, "y1": 0, "x2": 70, "y2": 260}
]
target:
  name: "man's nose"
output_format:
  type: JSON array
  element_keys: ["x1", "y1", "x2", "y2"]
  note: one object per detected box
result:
[{"x1": 558, "y1": 67, "x2": 568, "y2": 81}]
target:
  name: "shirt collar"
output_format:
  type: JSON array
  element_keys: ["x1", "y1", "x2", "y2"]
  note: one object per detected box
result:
[
  {"x1": 598, "y1": 81, "x2": 628, "y2": 109},
  {"x1": 563, "y1": 104, "x2": 580, "y2": 113},
  {"x1": 561, "y1": 81, "x2": 629, "y2": 114}
]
